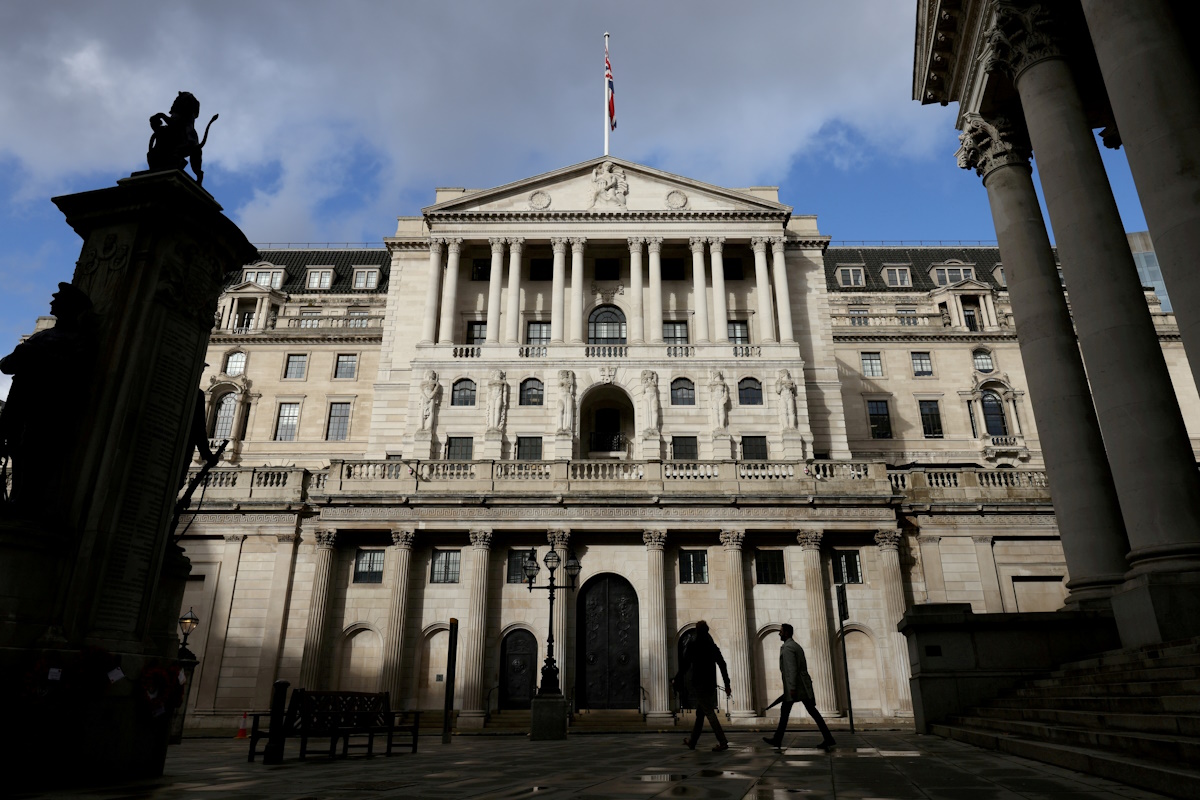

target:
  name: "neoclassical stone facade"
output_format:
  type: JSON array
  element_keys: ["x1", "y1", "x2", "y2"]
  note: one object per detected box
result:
[{"x1": 176, "y1": 155, "x2": 1194, "y2": 732}]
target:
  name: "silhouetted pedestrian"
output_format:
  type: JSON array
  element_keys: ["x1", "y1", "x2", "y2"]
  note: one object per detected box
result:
[
  {"x1": 762, "y1": 623, "x2": 835, "y2": 750},
  {"x1": 674, "y1": 620, "x2": 732, "y2": 752}
]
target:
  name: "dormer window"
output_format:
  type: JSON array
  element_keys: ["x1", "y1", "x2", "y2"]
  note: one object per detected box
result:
[
  {"x1": 933, "y1": 265, "x2": 974, "y2": 286},
  {"x1": 245, "y1": 269, "x2": 283, "y2": 289},
  {"x1": 883, "y1": 266, "x2": 911, "y2": 287},
  {"x1": 306, "y1": 268, "x2": 334, "y2": 290},
  {"x1": 838, "y1": 267, "x2": 865, "y2": 287},
  {"x1": 353, "y1": 269, "x2": 379, "y2": 289},
  {"x1": 993, "y1": 266, "x2": 1006, "y2": 287}
]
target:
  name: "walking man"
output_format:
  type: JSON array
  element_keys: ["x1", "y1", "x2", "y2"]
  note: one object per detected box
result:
[
  {"x1": 763, "y1": 623, "x2": 836, "y2": 750},
  {"x1": 674, "y1": 620, "x2": 732, "y2": 752}
]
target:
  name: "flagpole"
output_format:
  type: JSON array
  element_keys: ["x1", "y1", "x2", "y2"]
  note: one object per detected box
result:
[{"x1": 604, "y1": 32, "x2": 610, "y2": 156}]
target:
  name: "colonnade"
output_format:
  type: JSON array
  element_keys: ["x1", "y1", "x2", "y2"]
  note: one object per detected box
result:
[{"x1": 419, "y1": 235, "x2": 797, "y2": 346}]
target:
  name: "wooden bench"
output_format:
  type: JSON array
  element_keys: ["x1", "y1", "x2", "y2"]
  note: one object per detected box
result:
[{"x1": 247, "y1": 689, "x2": 419, "y2": 762}]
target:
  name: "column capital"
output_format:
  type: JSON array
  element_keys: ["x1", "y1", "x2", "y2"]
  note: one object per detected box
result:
[
  {"x1": 223, "y1": 533, "x2": 246, "y2": 543},
  {"x1": 315, "y1": 529, "x2": 337, "y2": 549},
  {"x1": 708, "y1": 237, "x2": 725, "y2": 253},
  {"x1": 445, "y1": 237, "x2": 464, "y2": 254},
  {"x1": 469, "y1": 529, "x2": 493, "y2": 549},
  {"x1": 797, "y1": 529, "x2": 823, "y2": 550},
  {"x1": 391, "y1": 529, "x2": 416, "y2": 549},
  {"x1": 770, "y1": 236, "x2": 786, "y2": 254},
  {"x1": 643, "y1": 529, "x2": 667, "y2": 550},
  {"x1": 547, "y1": 529, "x2": 571, "y2": 548},
  {"x1": 646, "y1": 237, "x2": 663, "y2": 253},
  {"x1": 507, "y1": 237, "x2": 525, "y2": 253},
  {"x1": 489, "y1": 237, "x2": 506, "y2": 253},
  {"x1": 719, "y1": 529, "x2": 745, "y2": 550},
  {"x1": 971, "y1": 535, "x2": 995, "y2": 545},
  {"x1": 874, "y1": 529, "x2": 902, "y2": 551},
  {"x1": 983, "y1": 1, "x2": 1063, "y2": 81},
  {"x1": 428, "y1": 237, "x2": 445, "y2": 254},
  {"x1": 551, "y1": 237, "x2": 569, "y2": 253},
  {"x1": 957, "y1": 113, "x2": 1031, "y2": 180},
  {"x1": 277, "y1": 532, "x2": 300, "y2": 544},
  {"x1": 570, "y1": 237, "x2": 587, "y2": 253},
  {"x1": 916, "y1": 534, "x2": 942, "y2": 545},
  {"x1": 750, "y1": 237, "x2": 770, "y2": 253},
  {"x1": 627, "y1": 236, "x2": 644, "y2": 251},
  {"x1": 688, "y1": 237, "x2": 707, "y2": 253}
]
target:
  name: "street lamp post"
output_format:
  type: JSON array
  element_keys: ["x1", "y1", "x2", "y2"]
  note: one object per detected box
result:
[
  {"x1": 524, "y1": 546, "x2": 581, "y2": 738},
  {"x1": 169, "y1": 608, "x2": 201, "y2": 744}
]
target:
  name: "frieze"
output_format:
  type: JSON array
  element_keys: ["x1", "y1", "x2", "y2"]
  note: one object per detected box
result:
[
  {"x1": 319, "y1": 505, "x2": 894, "y2": 521},
  {"x1": 191, "y1": 513, "x2": 299, "y2": 526}
]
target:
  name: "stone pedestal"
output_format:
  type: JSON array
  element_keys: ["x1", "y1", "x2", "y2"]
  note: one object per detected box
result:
[
  {"x1": 641, "y1": 431, "x2": 662, "y2": 460},
  {"x1": 414, "y1": 428, "x2": 436, "y2": 459},
  {"x1": 482, "y1": 429, "x2": 503, "y2": 460},
  {"x1": 781, "y1": 430, "x2": 807, "y2": 461},
  {"x1": 554, "y1": 432, "x2": 574, "y2": 460},
  {"x1": 711, "y1": 432, "x2": 734, "y2": 460},
  {"x1": 530, "y1": 694, "x2": 567, "y2": 740}
]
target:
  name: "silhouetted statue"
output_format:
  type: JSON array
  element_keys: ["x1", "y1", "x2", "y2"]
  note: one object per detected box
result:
[
  {"x1": 147, "y1": 92, "x2": 218, "y2": 186},
  {"x1": 0, "y1": 283, "x2": 96, "y2": 507}
]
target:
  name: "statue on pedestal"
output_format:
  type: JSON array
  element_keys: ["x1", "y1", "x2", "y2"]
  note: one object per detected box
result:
[
  {"x1": 777, "y1": 369, "x2": 798, "y2": 430},
  {"x1": 642, "y1": 370, "x2": 661, "y2": 434},
  {"x1": 709, "y1": 369, "x2": 729, "y2": 430},
  {"x1": 486, "y1": 369, "x2": 508, "y2": 432},
  {"x1": 557, "y1": 370, "x2": 575, "y2": 434},
  {"x1": 146, "y1": 92, "x2": 218, "y2": 186},
  {"x1": 419, "y1": 370, "x2": 439, "y2": 431}
]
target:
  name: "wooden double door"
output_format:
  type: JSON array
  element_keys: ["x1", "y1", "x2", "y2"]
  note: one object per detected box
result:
[
  {"x1": 499, "y1": 629, "x2": 537, "y2": 709},
  {"x1": 575, "y1": 573, "x2": 640, "y2": 709}
]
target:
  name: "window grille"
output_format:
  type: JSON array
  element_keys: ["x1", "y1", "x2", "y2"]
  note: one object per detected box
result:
[
  {"x1": 755, "y1": 550, "x2": 785, "y2": 584},
  {"x1": 354, "y1": 550, "x2": 384, "y2": 583},
  {"x1": 431, "y1": 550, "x2": 461, "y2": 583},
  {"x1": 679, "y1": 550, "x2": 708, "y2": 584}
]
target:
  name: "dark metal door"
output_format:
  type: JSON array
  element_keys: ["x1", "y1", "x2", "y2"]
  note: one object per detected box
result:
[
  {"x1": 576, "y1": 573, "x2": 640, "y2": 709},
  {"x1": 499, "y1": 629, "x2": 537, "y2": 709}
]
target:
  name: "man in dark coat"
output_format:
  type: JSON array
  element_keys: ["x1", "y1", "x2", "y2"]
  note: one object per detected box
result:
[
  {"x1": 762, "y1": 623, "x2": 835, "y2": 749},
  {"x1": 673, "y1": 620, "x2": 732, "y2": 751}
]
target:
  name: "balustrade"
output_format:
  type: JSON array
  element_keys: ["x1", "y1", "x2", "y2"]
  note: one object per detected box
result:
[
  {"x1": 495, "y1": 461, "x2": 553, "y2": 480},
  {"x1": 569, "y1": 461, "x2": 644, "y2": 480},
  {"x1": 282, "y1": 316, "x2": 384, "y2": 329},
  {"x1": 807, "y1": 461, "x2": 872, "y2": 480},
  {"x1": 452, "y1": 346, "x2": 482, "y2": 358},
  {"x1": 666, "y1": 345, "x2": 695, "y2": 358},
  {"x1": 830, "y1": 313, "x2": 936, "y2": 328},
  {"x1": 737, "y1": 461, "x2": 794, "y2": 479},
  {"x1": 585, "y1": 345, "x2": 627, "y2": 358},
  {"x1": 202, "y1": 469, "x2": 239, "y2": 488},
  {"x1": 664, "y1": 461, "x2": 722, "y2": 480},
  {"x1": 518, "y1": 345, "x2": 547, "y2": 358},
  {"x1": 418, "y1": 461, "x2": 477, "y2": 480},
  {"x1": 732, "y1": 345, "x2": 761, "y2": 357},
  {"x1": 343, "y1": 461, "x2": 409, "y2": 480}
]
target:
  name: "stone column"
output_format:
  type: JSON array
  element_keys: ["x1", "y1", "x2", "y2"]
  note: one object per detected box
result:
[
  {"x1": 917, "y1": 535, "x2": 946, "y2": 603},
  {"x1": 720, "y1": 530, "x2": 755, "y2": 718},
  {"x1": 988, "y1": 4, "x2": 1200, "y2": 638},
  {"x1": 381, "y1": 529, "x2": 415, "y2": 704},
  {"x1": 570, "y1": 238, "x2": 587, "y2": 343},
  {"x1": 642, "y1": 529, "x2": 672, "y2": 723},
  {"x1": 504, "y1": 237, "x2": 524, "y2": 344},
  {"x1": 689, "y1": 237, "x2": 710, "y2": 343},
  {"x1": 751, "y1": 238, "x2": 777, "y2": 344},
  {"x1": 771, "y1": 238, "x2": 795, "y2": 343},
  {"x1": 459, "y1": 529, "x2": 492, "y2": 728},
  {"x1": 875, "y1": 530, "x2": 912, "y2": 713},
  {"x1": 485, "y1": 238, "x2": 505, "y2": 344},
  {"x1": 797, "y1": 530, "x2": 837, "y2": 714},
  {"x1": 437, "y1": 238, "x2": 463, "y2": 344},
  {"x1": 709, "y1": 238, "x2": 729, "y2": 343},
  {"x1": 628, "y1": 238, "x2": 645, "y2": 343},
  {"x1": 548, "y1": 529, "x2": 571, "y2": 692},
  {"x1": 299, "y1": 529, "x2": 337, "y2": 690},
  {"x1": 1081, "y1": 0, "x2": 1200, "y2": 394},
  {"x1": 957, "y1": 114, "x2": 1129, "y2": 606},
  {"x1": 253, "y1": 532, "x2": 300, "y2": 709},
  {"x1": 420, "y1": 238, "x2": 444, "y2": 344},
  {"x1": 647, "y1": 237, "x2": 664, "y2": 343},
  {"x1": 550, "y1": 238, "x2": 568, "y2": 343},
  {"x1": 972, "y1": 535, "x2": 1004, "y2": 613}
]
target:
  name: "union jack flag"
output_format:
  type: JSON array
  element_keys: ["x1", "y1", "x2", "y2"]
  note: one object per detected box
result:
[{"x1": 606, "y1": 44, "x2": 617, "y2": 131}]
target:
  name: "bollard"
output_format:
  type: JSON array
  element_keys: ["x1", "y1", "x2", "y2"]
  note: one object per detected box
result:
[
  {"x1": 262, "y1": 680, "x2": 290, "y2": 764},
  {"x1": 442, "y1": 618, "x2": 458, "y2": 744}
]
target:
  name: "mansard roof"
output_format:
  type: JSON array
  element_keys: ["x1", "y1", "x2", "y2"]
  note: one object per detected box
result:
[
  {"x1": 824, "y1": 246, "x2": 1019, "y2": 293},
  {"x1": 230, "y1": 248, "x2": 390, "y2": 294}
]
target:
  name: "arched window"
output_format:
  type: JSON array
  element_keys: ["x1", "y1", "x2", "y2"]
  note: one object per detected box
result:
[
  {"x1": 671, "y1": 378, "x2": 695, "y2": 406},
  {"x1": 738, "y1": 377, "x2": 763, "y2": 405},
  {"x1": 224, "y1": 351, "x2": 246, "y2": 376},
  {"x1": 588, "y1": 305, "x2": 627, "y2": 345},
  {"x1": 981, "y1": 390, "x2": 1008, "y2": 436},
  {"x1": 211, "y1": 393, "x2": 238, "y2": 439},
  {"x1": 451, "y1": 379, "x2": 476, "y2": 406},
  {"x1": 973, "y1": 349, "x2": 995, "y2": 373},
  {"x1": 519, "y1": 378, "x2": 544, "y2": 406}
]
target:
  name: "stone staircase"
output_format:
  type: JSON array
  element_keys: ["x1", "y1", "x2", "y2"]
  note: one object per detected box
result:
[
  {"x1": 932, "y1": 637, "x2": 1200, "y2": 799},
  {"x1": 569, "y1": 709, "x2": 650, "y2": 732}
]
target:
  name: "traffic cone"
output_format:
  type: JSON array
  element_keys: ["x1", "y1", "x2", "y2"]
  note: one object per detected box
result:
[{"x1": 235, "y1": 711, "x2": 248, "y2": 739}]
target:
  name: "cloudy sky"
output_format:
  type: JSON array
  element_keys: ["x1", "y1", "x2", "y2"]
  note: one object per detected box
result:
[{"x1": 0, "y1": 0, "x2": 1146, "y2": 398}]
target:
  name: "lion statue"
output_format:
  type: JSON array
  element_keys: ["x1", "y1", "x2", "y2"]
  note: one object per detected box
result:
[{"x1": 147, "y1": 92, "x2": 218, "y2": 186}]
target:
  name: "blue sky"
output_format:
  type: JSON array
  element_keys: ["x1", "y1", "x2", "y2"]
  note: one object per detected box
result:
[{"x1": 0, "y1": 1, "x2": 1147, "y2": 399}]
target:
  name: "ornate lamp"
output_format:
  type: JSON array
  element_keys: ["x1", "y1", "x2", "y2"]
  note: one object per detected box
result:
[
  {"x1": 524, "y1": 545, "x2": 582, "y2": 697},
  {"x1": 178, "y1": 607, "x2": 200, "y2": 650}
]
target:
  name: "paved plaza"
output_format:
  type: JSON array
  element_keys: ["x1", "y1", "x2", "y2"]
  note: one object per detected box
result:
[{"x1": 26, "y1": 731, "x2": 1170, "y2": 800}]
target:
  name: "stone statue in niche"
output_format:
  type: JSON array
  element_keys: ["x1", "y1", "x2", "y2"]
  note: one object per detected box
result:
[
  {"x1": 486, "y1": 369, "x2": 508, "y2": 432},
  {"x1": 709, "y1": 369, "x2": 729, "y2": 430},
  {"x1": 0, "y1": 283, "x2": 97, "y2": 507},
  {"x1": 557, "y1": 370, "x2": 576, "y2": 434},
  {"x1": 589, "y1": 160, "x2": 629, "y2": 209},
  {"x1": 777, "y1": 368, "x2": 799, "y2": 430},
  {"x1": 146, "y1": 92, "x2": 218, "y2": 186},
  {"x1": 642, "y1": 370, "x2": 661, "y2": 433},
  {"x1": 419, "y1": 370, "x2": 439, "y2": 431}
]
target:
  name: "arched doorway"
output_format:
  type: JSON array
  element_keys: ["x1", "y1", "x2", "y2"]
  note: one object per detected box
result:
[
  {"x1": 579, "y1": 384, "x2": 636, "y2": 457},
  {"x1": 499, "y1": 629, "x2": 538, "y2": 709},
  {"x1": 575, "y1": 573, "x2": 640, "y2": 709},
  {"x1": 336, "y1": 627, "x2": 382, "y2": 692}
]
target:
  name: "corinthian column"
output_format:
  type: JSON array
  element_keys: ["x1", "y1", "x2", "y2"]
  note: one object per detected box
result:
[
  {"x1": 547, "y1": 529, "x2": 571, "y2": 692},
  {"x1": 420, "y1": 239, "x2": 444, "y2": 344},
  {"x1": 485, "y1": 238, "x2": 505, "y2": 344},
  {"x1": 437, "y1": 238, "x2": 463, "y2": 344},
  {"x1": 709, "y1": 238, "x2": 729, "y2": 343},
  {"x1": 299, "y1": 529, "x2": 337, "y2": 689},
  {"x1": 381, "y1": 529, "x2": 416, "y2": 704},
  {"x1": 797, "y1": 530, "x2": 836, "y2": 714},
  {"x1": 550, "y1": 238, "x2": 568, "y2": 343},
  {"x1": 628, "y1": 238, "x2": 645, "y2": 343},
  {"x1": 751, "y1": 238, "x2": 776, "y2": 343},
  {"x1": 689, "y1": 237, "x2": 710, "y2": 342},
  {"x1": 642, "y1": 529, "x2": 672, "y2": 723},
  {"x1": 771, "y1": 238, "x2": 795, "y2": 343},
  {"x1": 570, "y1": 238, "x2": 587, "y2": 343},
  {"x1": 459, "y1": 529, "x2": 492, "y2": 728},
  {"x1": 874, "y1": 529, "x2": 912, "y2": 713},
  {"x1": 957, "y1": 114, "x2": 1128, "y2": 606},
  {"x1": 504, "y1": 238, "x2": 524, "y2": 344},
  {"x1": 647, "y1": 237, "x2": 664, "y2": 343},
  {"x1": 720, "y1": 530, "x2": 755, "y2": 718}
]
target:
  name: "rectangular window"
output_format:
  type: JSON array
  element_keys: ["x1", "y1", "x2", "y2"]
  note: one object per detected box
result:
[
  {"x1": 529, "y1": 257, "x2": 553, "y2": 282},
  {"x1": 274, "y1": 403, "x2": 300, "y2": 441},
  {"x1": 326, "y1": 402, "x2": 351, "y2": 441},
  {"x1": 471, "y1": 258, "x2": 491, "y2": 281},
  {"x1": 307, "y1": 269, "x2": 333, "y2": 289},
  {"x1": 832, "y1": 550, "x2": 863, "y2": 584},
  {"x1": 723, "y1": 257, "x2": 744, "y2": 281},
  {"x1": 994, "y1": 267, "x2": 1006, "y2": 286},
  {"x1": 934, "y1": 266, "x2": 974, "y2": 286},
  {"x1": 663, "y1": 321, "x2": 689, "y2": 345},
  {"x1": 897, "y1": 308, "x2": 918, "y2": 326},
  {"x1": 861, "y1": 352, "x2": 883, "y2": 377},
  {"x1": 867, "y1": 400, "x2": 892, "y2": 439},
  {"x1": 661, "y1": 257, "x2": 686, "y2": 281},
  {"x1": 838, "y1": 267, "x2": 865, "y2": 287},
  {"x1": 911, "y1": 352, "x2": 933, "y2": 377},
  {"x1": 526, "y1": 321, "x2": 551, "y2": 345},
  {"x1": 431, "y1": 550, "x2": 461, "y2": 584},
  {"x1": 466, "y1": 321, "x2": 487, "y2": 345},
  {"x1": 671, "y1": 436, "x2": 698, "y2": 461},
  {"x1": 919, "y1": 399, "x2": 944, "y2": 439},
  {"x1": 849, "y1": 306, "x2": 869, "y2": 326},
  {"x1": 594, "y1": 257, "x2": 620, "y2": 281},
  {"x1": 353, "y1": 549, "x2": 385, "y2": 584},
  {"x1": 679, "y1": 550, "x2": 708, "y2": 584},
  {"x1": 884, "y1": 267, "x2": 911, "y2": 287},
  {"x1": 755, "y1": 550, "x2": 785, "y2": 585},
  {"x1": 445, "y1": 436, "x2": 473, "y2": 460},
  {"x1": 727, "y1": 320, "x2": 749, "y2": 344},
  {"x1": 299, "y1": 310, "x2": 321, "y2": 328},
  {"x1": 516, "y1": 436, "x2": 543, "y2": 460},
  {"x1": 284, "y1": 354, "x2": 308, "y2": 379},
  {"x1": 742, "y1": 436, "x2": 768, "y2": 460},
  {"x1": 334, "y1": 354, "x2": 358, "y2": 379},
  {"x1": 507, "y1": 549, "x2": 535, "y2": 584},
  {"x1": 353, "y1": 269, "x2": 379, "y2": 289},
  {"x1": 347, "y1": 308, "x2": 369, "y2": 328},
  {"x1": 963, "y1": 307, "x2": 979, "y2": 331}
]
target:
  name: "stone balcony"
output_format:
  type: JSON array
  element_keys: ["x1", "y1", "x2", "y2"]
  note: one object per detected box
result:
[
  {"x1": 887, "y1": 466, "x2": 1050, "y2": 509},
  {"x1": 420, "y1": 340, "x2": 794, "y2": 365}
]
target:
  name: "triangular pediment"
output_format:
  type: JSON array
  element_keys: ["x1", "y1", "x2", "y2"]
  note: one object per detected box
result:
[
  {"x1": 423, "y1": 156, "x2": 792, "y2": 216},
  {"x1": 931, "y1": 278, "x2": 992, "y2": 293},
  {"x1": 225, "y1": 281, "x2": 286, "y2": 297}
]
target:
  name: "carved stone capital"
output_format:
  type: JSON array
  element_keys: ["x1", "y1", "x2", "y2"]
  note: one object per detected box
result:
[
  {"x1": 627, "y1": 237, "x2": 644, "y2": 251},
  {"x1": 643, "y1": 529, "x2": 667, "y2": 550},
  {"x1": 570, "y1": 237, "x2": 587, "y2": 252},
  {"x1": 276, "y1": 532, "x2": 300, "y2": 544},
  {"x1": 223, "y1": 533, "x2": 247, "y2": 543},
  {"x1": 550, "y1": 237, "x2": 569, "y2": 253},
  {"x1": 444, "y1": 237, "x2": 464, "y2": 254},
  {"x1": 688, "y1": 237, "x2": 707, "y2": 253},
  {"x1": 646, "y1": 237, "x2": 663, "y2": 254},
  {"x1": 507, "y1": 237, "x2": 525, "y2": 254},
  {"x1": 489, "y1": 237, "x2": 506, "y2": 253},
  {"x1": 770, "y1": 237, "x2": 786, "y2": 254},
  {"x1": 751, "y1": 237, "x2": 770, "y2": 254},
  {"x1": 708, "y1": 237, "x2": 725, "y2": 253},
  {"x1": 797, "y1": 529, "x2": 823, "y2": 550},
  {"x1": 428, "y1": 238, "x2": 445, "y2": 255},
  {"x1": 916, "y1": 535, "x2": 942, "y2": 545},
  {"x1": 720, "y1": 529, "x2": 745, "y2": 550},
  {"x1": 874, "y1": 529, "x2": 902, "y2": 551},
  {"x1": 957, "y1": 114, "x2": 1031, "y2": 180},
  {"x1": 547, "y1": 529, "x2": 571, "y2": 548},
  {"x1": 315, "y1": 529, "x2": 338, "y2": 549},
  {"x1": 469, "y1": 529, "x2": 493, "y2": 549},
  {"x1": 984, "y1": 1, "x2": 1062, "y2": 81},
  {"x1": 971, "y1": 535, "x2": 995, "y2": 545},
  {"x1": 392, "y1": 529, "x2": 416, "y2": 549}
]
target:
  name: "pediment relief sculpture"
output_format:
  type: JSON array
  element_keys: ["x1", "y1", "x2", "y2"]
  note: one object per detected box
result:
[{"x1": 589, "y1": 160, "x2": 629, "y2": 209}]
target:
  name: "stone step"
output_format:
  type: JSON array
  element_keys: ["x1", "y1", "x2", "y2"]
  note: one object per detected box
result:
[
  {"x1": 571, "y1": 709, "x2": 647, "y2": 731},
  {"x1": 1027, "y1": 664, "x2": 1200, "y2": 688},
  {"x1": 1051, "y1": 652, "x2": 1200, "y2": 679},
  {"x1": 990, "y1": 693, "x2": 1200, "y2": 716},
  {"x1": 485, "y1": 710, "x2": 531, "y2": 731},
  {"x1": 1056, "y1": 637, "x2": 1200, "y2": 674},
  {"x1": 971, "y1": 704, "x2": 1200, "y2": 737},
  {"x1": 931, "y1": 722, "x2": 1200, "y2": 800},
  {"x1": 1009, "y1": 677, "x2": 1200, "y2": 699},
  {"x1": 945, "y1": 714, "x2": 1200, "y2": 764}
]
